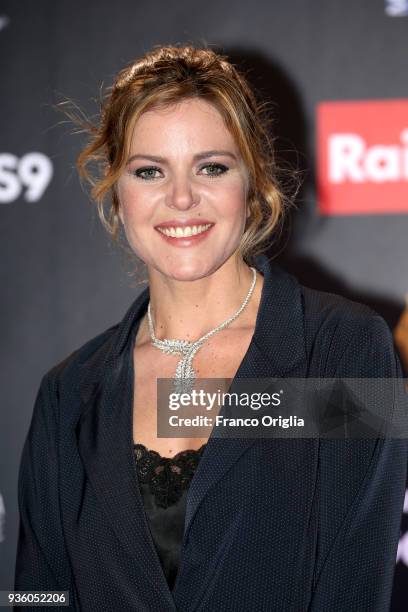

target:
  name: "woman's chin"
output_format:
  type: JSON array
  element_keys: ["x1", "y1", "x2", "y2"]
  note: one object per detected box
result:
[
  {"x1": 157, "y1": 261, "x2": 215, "y2": 282},
  {"x1": 165, "y1": 267, "x2": 211, "y2": 282}
]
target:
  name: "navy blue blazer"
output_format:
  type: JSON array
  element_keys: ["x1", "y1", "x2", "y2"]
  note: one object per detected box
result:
[{"x1": 15, "y1": 255, "x2": 407, "y2": 611}]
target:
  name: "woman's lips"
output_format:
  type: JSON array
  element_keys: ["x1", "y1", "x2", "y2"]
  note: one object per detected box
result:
[{"x1": 155, "y1": 223, "x2": 214, "y2": 247}]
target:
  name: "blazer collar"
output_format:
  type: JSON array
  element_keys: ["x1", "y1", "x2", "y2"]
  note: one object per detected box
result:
[
  {"x1": 75, "y1": 254, "x2": 308, "y2": 606},
  {"x1": 101, "y1": 253, "x2": 306, "y2": 375}
]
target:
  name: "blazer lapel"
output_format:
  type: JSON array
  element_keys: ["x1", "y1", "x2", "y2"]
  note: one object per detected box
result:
[
  {"x1": 75, "y1": 290, "x2": 178, "y2": 610},
  {"x1": 181, "y1": 255, "x2": 309, "y2": 541}
]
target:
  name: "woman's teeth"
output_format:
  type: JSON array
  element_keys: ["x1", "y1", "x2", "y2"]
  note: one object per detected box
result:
[{"x1": 157, "y1": 224, "x2": 212, "y2": 238}]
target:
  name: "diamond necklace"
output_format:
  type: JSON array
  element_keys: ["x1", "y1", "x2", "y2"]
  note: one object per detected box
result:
[{"x1": 147, "y1": 266, "x2": 258, "y2": 394}]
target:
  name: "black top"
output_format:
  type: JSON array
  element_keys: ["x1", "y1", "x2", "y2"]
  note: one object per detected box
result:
[{"x1": 133, "y1": 443, "x2": 207, "y2": 591}]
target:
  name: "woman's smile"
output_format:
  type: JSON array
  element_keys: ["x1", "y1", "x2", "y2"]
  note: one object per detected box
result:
[{"x1": 155, "y1": 220, "x2": 215, "y2": 247}]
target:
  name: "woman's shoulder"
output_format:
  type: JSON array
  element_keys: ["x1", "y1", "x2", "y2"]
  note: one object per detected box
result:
[
  {"x1": 298, "y1": 279, "x2": 391, "y2": 339},
  {"x1": 299, "y1": 280, "x2": 381, "y2": 324},
  {"x1": 266, "y1": 258, "x2": 387, "y2": 333},
  {"x1": 296, "y1": 280, "x2": 397, "y2": 378},
  {"x1": 43, "y1": 321, "x2": 121, "y2": 392},
  {"x1": 41, "y1": 287, "x2": 149, "y2": 390}
]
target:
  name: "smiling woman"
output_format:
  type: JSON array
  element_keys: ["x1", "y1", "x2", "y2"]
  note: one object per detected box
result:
[
  {"x1": 15, "y1": 44, "x2": 408, "y2": 612},
  {"x1": 73, "y1": 45, "x2": 287, "y2": 270},
  {"x1": 115, "y1": 98, "x2": 251, "y2": 282}
]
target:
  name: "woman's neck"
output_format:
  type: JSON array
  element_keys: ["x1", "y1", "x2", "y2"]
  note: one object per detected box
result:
[{"x1": 138, "y1": 257, "x2": 263, "y2": 344}]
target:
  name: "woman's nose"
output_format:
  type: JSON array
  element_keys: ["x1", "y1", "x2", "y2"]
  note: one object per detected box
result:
[{"x1": 165, "y1": 175, "x2": 200, "y2": 210}]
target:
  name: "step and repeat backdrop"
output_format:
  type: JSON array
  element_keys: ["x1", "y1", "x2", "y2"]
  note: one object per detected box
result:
[{"x1": 1, "y1": 0, "x2": 407, "y2": 609}]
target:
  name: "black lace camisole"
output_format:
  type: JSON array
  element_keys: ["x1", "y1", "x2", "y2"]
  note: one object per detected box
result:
[{"x1": 133, "y1": 442, "x2": 207, "y2": 591}]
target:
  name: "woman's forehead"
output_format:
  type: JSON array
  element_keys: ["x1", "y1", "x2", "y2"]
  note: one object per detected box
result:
[
  {"x1": 132, "y1": 99, "x2": 226, "y2": 131},
  {"x1": 129, "y1": 99, "x2": 239, "y2": 152}
]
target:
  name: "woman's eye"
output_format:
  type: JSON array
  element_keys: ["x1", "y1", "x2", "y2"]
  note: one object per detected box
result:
[
  {"x1": 131, "y1": 163, "x2": 228, "y2": 180},
  {"x1": 200, "y1": 163, "x2": 229, "y2": 177},
  {"x1": 133, "y1": 166, "x2": 162, "y2": 180}
]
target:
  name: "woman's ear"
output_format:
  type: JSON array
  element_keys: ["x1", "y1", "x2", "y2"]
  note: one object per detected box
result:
[
  {"x1": 116, "y1": 195, "x2": 124, "y2": 226},
  {"x1": 245, "y1": 197, "x2": 251, "y2": 220},
  {"x1": 111, "y1": 180, "x2": 124, "y2": 226}
]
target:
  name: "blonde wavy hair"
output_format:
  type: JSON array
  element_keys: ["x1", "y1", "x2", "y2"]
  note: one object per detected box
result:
[{"x1": 67, "y1": 44, "x2": 293, "y2": 266}]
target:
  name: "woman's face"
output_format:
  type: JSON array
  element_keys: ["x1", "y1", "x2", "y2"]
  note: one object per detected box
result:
[{"x1": 116, "y1": 97, "x2": 249, "y2": 281}]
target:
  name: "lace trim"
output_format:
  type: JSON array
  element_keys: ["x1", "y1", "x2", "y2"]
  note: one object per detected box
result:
[{"x1": 133, "y1": 443, "x2": 207, "y2": 508}]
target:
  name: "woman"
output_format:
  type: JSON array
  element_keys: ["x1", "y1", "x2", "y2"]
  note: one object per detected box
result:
[{"x1": 15, "y1": 45, "x2": 407, "y2": 611}]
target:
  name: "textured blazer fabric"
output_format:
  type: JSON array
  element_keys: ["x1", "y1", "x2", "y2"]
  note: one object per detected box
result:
[{"x1": 14, "y1": 254, "x2": 408, "y2": 611}]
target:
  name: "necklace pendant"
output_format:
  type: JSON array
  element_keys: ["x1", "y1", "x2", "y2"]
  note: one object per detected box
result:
[
  {"x1": 174, "y1": 356, "x2": 195, "y2": 394},
  {"x1": 173, "y1": 377, "x2": 195, "y2": 394},
  {"x1": 175, "y1": 357, "x2": 195, "y2": 379}
]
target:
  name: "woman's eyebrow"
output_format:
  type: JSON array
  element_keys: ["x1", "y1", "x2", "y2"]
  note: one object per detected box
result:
[{"x1": 127, "y1": 150, "x2": 238, "y2": 164}]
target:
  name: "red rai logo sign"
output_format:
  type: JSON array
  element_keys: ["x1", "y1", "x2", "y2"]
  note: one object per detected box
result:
[{"x1": 317, "y1": 99, "x2": 408, "y2": 215}]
